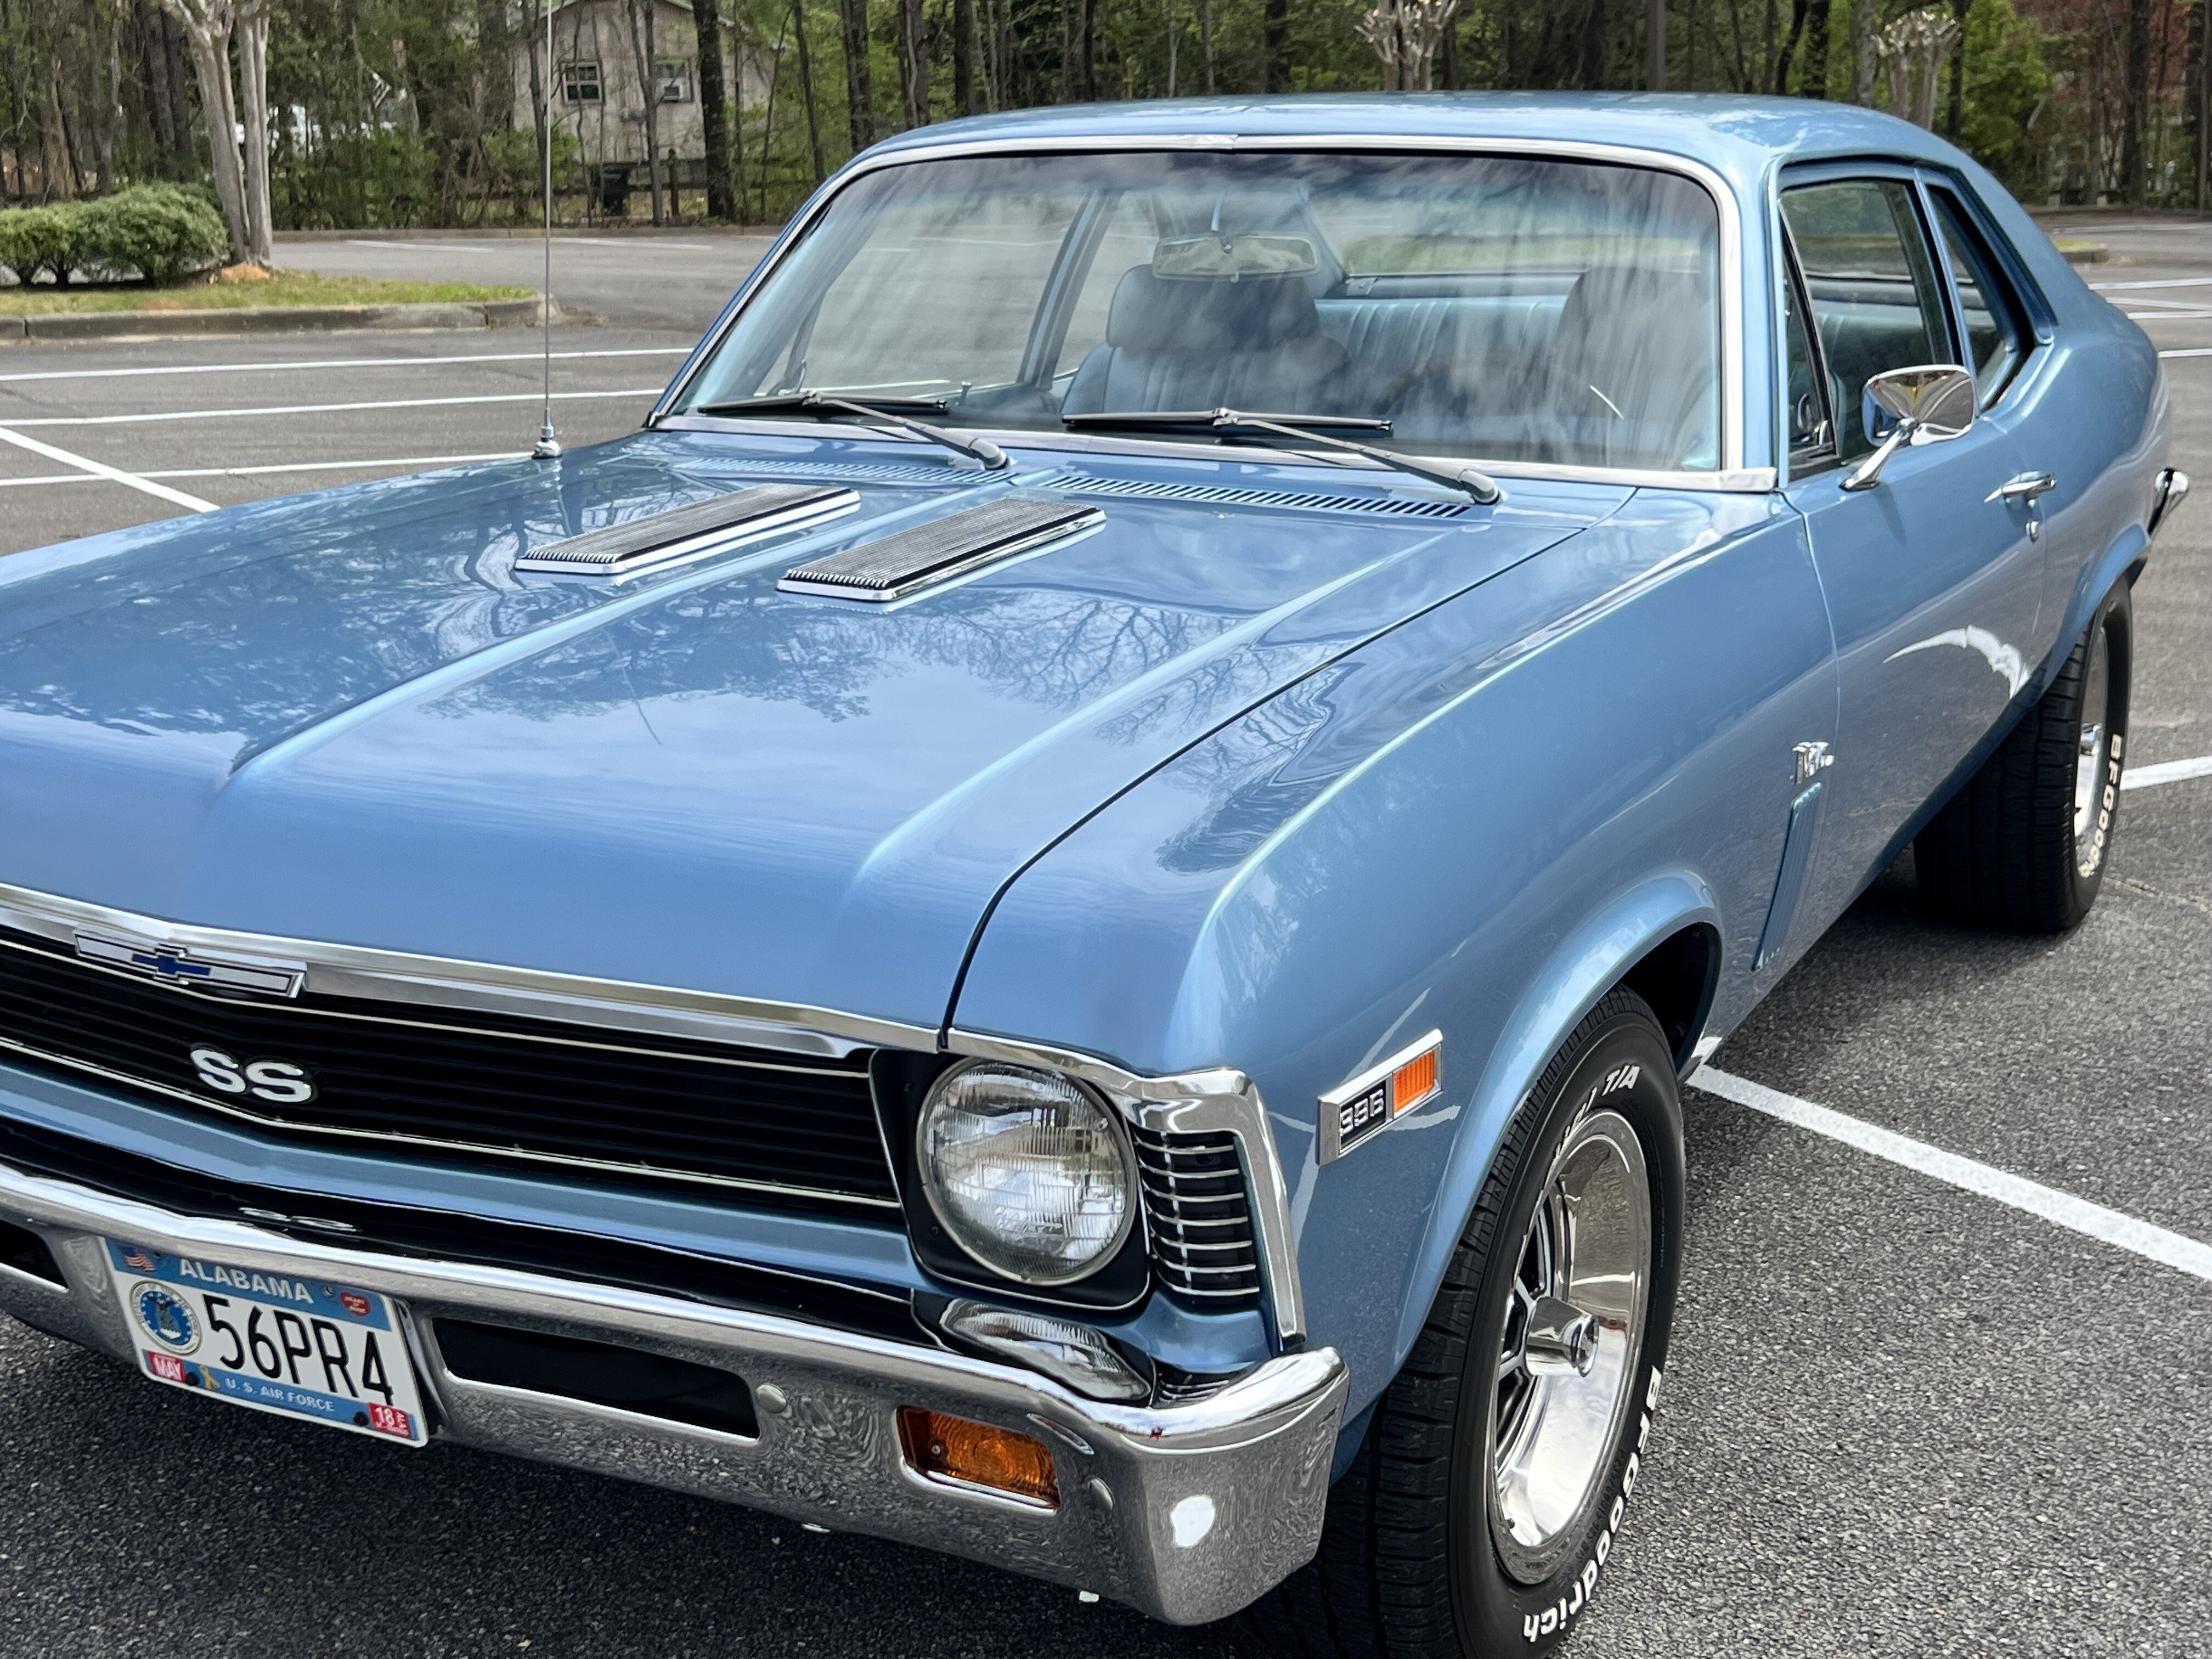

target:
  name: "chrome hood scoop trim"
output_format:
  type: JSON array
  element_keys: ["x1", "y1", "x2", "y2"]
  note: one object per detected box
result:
[
  {"x1": 516, "y1": 482, "x2": 857, "y2": 579},
  {"x1": 778, "y1": 498, "x2": 1103, "y2": 602}
]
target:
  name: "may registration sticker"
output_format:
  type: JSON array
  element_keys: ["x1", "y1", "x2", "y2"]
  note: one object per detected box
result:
[{"x1": 103, "y1": 1240, "x2": 430, "y2": 1447}]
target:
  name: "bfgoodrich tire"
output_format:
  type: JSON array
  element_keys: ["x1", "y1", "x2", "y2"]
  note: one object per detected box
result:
[
  {"x1": 1915, "y1": 582, "x2": 2132, "y2": 933},
  {"x1": 1239, "y1": 990, "x2": 1685, "y2": 1658}
]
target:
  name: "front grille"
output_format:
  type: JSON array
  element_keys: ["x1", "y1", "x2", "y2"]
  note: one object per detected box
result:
[
  {"x1": 0, "y1": 925, "x2": 897, "y2": 1216},
  {"x1": 0, "y1": 1111, "x2": 920, "y2": 1342},
  {"x1": 1132, "y1": 1125, "x2": 1261, "y2": 1309}
]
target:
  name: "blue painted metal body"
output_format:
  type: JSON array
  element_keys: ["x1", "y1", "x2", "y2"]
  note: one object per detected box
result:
[{"x1": 0, "y1": 98, "x2": 2168, "y2": 1458}]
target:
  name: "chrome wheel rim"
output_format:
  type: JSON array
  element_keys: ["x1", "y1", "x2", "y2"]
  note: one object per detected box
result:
[
  {"x1": 1487, "y1": 1108, "x2": 1651, "y2": 1585},
  {"x1": 2073, "y1": 622, "x2": 2114, "y2": 878}
]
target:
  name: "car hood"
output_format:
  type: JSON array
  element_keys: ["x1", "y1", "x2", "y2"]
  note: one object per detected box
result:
[{"x1": 0, "y1": 431, "x2": 1626, "y2": 1032}]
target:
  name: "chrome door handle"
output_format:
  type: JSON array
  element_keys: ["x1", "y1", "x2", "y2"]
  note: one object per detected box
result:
[{"x1": 1987, "y1": 471, "x2": 2058, "y2": 503}]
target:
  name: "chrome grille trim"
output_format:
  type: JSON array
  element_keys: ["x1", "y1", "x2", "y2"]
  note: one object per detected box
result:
[
  {"x1": 0, "y1": 881, "x2": 934, "y2": 1060},
  {"x1": 1132, "y1": 1125, "x2": 1261, "y2": 1307}
]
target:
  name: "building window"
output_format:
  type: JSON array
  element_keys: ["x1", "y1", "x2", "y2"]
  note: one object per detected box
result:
[
  {"x1": 653, "y1": 59, "x2": 693, "y2": 103},
  {"x1": 560, "y1": 61, "x2": 602, "y2": 105}
]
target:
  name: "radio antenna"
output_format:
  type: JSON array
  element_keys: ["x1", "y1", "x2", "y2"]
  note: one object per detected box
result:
[{"x1": 532, "y1": 0, "x2": 562, "y2": 460}]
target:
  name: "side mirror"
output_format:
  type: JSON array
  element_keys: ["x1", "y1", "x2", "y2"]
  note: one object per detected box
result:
[{"x1": 1841, "y1": 364, "x2": 1977, "y2": 492}]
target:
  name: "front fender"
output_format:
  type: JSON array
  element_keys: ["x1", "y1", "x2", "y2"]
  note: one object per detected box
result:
[{"x1": 954, "y1": 491, "x2": 1833, "y2": 1409}]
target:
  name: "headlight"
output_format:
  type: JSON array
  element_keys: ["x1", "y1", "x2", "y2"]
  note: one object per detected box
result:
[{"x1": 916, "y1": 1061, "x2": 1137, "y2": 1285}]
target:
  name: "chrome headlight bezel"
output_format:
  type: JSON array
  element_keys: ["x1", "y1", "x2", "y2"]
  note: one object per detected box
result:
[{"x1": 913, "y1": 1058, "x2": 1141, "y2": 1288}]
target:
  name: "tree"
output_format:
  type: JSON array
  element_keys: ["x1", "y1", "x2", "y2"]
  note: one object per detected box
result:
[
  {"x1": 2121, "y1": 0, "x2": 2152, "y2": 200},
  {"x1": 693, "y1": 0, "x2": 737, "y2": 220},
  {"x1": 154, "y1": 0, "x2": 270, "y2": 264},
  {"x1": 838, "y1": 0, "x2": 872, "y2": 150},
  {"x1": 1358, "y1": 0, "x2": 1459, "y2": 89},
  {"x1": 622, "y1": 0, "x2": 665, "y2": 223}
]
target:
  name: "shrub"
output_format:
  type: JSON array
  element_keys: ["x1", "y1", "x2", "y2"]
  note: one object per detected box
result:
[
  {"x1": 76, "y1": 185, "x2": 231, "y2": 284},
  {"x1": 0, "y1": 205, "x2": 84, "y2": 285}
]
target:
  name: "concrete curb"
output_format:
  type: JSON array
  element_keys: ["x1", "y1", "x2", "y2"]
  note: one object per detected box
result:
[
  {"x1": 1, "y1": 296, "x2": 569, "y2": 341},
  {"x1": 2059, "y1": 243, "x2": 2112, "y2": 265}
]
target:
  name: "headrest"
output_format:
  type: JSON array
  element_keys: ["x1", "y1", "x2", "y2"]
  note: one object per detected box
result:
[
  {"x1": 1105, "y1": 266, "x2": 1323, "y2": 355},
  {"x1": 1555, "y1": 266, "x2": 1709, "y2": 343}
]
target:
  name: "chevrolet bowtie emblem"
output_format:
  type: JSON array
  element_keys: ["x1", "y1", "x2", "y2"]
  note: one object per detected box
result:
[{"x1": 74, "y1": 933, "x2": 304, "y2": 999}]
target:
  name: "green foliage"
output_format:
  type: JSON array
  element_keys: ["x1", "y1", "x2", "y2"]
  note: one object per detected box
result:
[
  {"x1": 76, "y1": 185, "x2": 233, "y2": 282},
  {"x1": 0, "y1": 185, "x2": 228, "y2": 286},
  {"x1": 1959, "y1": 0, "x2": 2051, "y2": 194},
  {"x1": 0, "y1": 206, "x2": 81, "y2": 285}
]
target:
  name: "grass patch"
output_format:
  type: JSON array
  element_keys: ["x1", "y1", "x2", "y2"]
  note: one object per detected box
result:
[{"x1": 0, "y1": 269, "x2": 534, "y2": 315}]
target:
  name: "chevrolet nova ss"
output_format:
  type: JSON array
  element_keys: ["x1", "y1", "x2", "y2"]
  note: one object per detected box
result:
[{"x1": 0, "y1": 97, "x2": 2186, "y2": 1653}]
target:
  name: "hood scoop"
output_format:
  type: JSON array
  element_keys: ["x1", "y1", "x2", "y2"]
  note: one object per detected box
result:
[
  {"x1": 516, "y1": 483, "x2": 858, "y2": 579},
  {"x1": 778, "y1": 497, "x2": 1103, "y2": 603}
]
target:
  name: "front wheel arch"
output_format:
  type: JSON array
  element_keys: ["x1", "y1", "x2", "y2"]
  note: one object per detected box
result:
[{"x1": 1385, "y1": 876, "x2": 1720, "y2": 1383}]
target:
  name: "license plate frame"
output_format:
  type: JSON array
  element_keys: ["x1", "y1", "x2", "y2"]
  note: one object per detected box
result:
[{"x1": 103, "y1": 1239, "x2": 431, "y2": 1447}]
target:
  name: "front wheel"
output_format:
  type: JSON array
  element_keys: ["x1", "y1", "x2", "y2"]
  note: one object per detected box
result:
[
  {"x1": 1239, "y1": 990, "x2": 1685, "y2": 1657},
  {"x1": 1916, "y1": 582, "x2": 2132, "y2": 932}
]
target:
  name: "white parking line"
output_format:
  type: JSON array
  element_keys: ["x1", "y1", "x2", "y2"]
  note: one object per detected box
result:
[
  {"x1": 2126, "y1": 755, "x2": 2212, "y2": 789},
  {"x1": 0, "y1": 453, "x2": 525, "y2": 488},
  {"x1": 2094, "y1": 275, "x2": 2212, "y2": 291},
  {"x1": 1692, "y1": 1066, "x2": 2212, "y2": 1284},
  {"x1": 1, "y1": 388, "x2": 665, "y2": 428},
  {"x1": 2160, "y1": 348, "x2": 2212, "y2": 359},
  {"x1": 0, "y1": 424, "x2": 214, "y2": 512},
  {"x1": 0, "y1": 348, "x2": 690, "y2": 385}
]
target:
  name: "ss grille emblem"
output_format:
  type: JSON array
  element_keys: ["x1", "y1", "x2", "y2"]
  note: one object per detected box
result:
[{"x1": 190, "y1": 1045, "x2": 317, "y2": 1105}]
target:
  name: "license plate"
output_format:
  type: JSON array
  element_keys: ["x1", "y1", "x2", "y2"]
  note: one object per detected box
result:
[{"x1": 103, "y1": 1239, "x2": 430, "y2": 1446}]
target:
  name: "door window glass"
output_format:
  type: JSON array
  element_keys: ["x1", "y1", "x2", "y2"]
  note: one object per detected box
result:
[
  {"x1": 1780, "y1": 179, "x2": 1950, "y2": 460},
  {"x1": 1782, "y1": 244, "x2": 1833, "y2": 470},
  {"x1": 1927, "y1": 187, "x2": 2032, "y2": 407}
]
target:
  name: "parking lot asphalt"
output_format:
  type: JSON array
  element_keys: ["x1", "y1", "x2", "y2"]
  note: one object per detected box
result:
[{"x1": 0, "y1": 221, "x2": 2207, "y2": 1658}]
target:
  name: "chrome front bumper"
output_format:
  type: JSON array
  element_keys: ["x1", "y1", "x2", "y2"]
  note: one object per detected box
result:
[{"x1": 0, "y1": 1158, "x2": 1346, "y2": 1625}]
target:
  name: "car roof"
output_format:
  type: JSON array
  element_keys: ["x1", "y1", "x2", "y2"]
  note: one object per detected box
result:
[{"x1": 861, "y1": 93, "x2": 1978, "y2": 204}]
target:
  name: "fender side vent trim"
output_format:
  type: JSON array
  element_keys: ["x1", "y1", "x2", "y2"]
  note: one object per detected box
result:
[
  {"x1": 778, "y1": 498, "x2": 1103, "y2": 602},
  {"x1": 517, "y1": 483, "x2": 859, "y2": 578}
]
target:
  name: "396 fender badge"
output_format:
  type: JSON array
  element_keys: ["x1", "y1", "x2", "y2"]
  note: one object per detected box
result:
[{"x1": 1318, "y1": 1031, "x2": 1444, "y2": 1163}]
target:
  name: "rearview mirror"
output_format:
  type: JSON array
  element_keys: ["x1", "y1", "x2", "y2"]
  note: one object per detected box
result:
[
  {"x1": 1152, "y1": 234, "x2": 1319, "y2": 280},
  {"x1": 1843, "y1": 364, "x2": 1977, "y2": 492}
]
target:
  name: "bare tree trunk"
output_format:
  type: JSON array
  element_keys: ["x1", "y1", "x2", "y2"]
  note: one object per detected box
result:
[
  {"x1": 1773, "y1": 0, "x2": 1808, "y2": 91},
  {"x1": 1804, "y1": 0, "x2": 1830, "y2": 95},
  {"x1": 900, "y1": 0, "x2": 926, "y2": 125},
  {"x1": 1200, "y1": 0, "x2": 1215, "y2": 91},
  {"x1": 624, "y1": 0, "x2": 665, "y2": 223},
  {"x1": 2123, "y1": 0, "x2": 2151, "y2": 201},
  {"x1": 236, "y1": 0, "x2": 274, "y2": 262},
  {"x1": 693, "y1": 0, "x2": 737, "y2": 219},
  {"x1": 954, "y1": 0, "x2": 977, "y2": 111},
  {"x1": 1263, "y1": 0, "x2": 1290, "y2": 91},
  {"x1": 1078, "y1": 0, "x2": 1097, "y2": 98},
  {"x1": 838, "y1": 0, "x2": 872, "y2": 149},
  {"x1": 794, "y1": 0, "x2": 827, "y2": 179},
  {"x1": 1853, "y1": 0, "x2": 1875, "y2": 105},
  {"x1": 163, "y1": 1, "x2": 250, "y2": 262},
  {"x1": 1649, "y1": 0, "x2": 1667, "y2": 88},
  {"x1": 2197, "y1": 0, "x2": 2210, "y2": 211},
  {"x1": 1944, "y1": 0, "x2": 1969, "y2": 136}
]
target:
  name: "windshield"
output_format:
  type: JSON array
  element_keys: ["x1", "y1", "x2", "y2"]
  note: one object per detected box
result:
[{"x1": 669, "y1": 150, "x2": 1725, "y2": 473}]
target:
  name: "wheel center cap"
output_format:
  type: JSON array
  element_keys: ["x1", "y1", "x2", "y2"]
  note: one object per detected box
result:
[{"x1": 1523, "y1": 1294, "x2": 1600, "y2": 1377}]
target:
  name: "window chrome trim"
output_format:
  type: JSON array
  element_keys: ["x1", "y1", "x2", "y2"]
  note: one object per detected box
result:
[
  {"x1": 945, "y1": 1027, "x2": 1307, "y2": 1346},
  {"x1": 654, "y1": 131, "x2": 1753, "y2": 486}
]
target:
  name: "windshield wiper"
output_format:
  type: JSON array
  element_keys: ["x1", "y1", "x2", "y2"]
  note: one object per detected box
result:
[
  {"x1": 695, "y1": 391, "x2": 1008, "y2": 471},
  {"x1": 1064, "y1": 408, "x2": 1501, "y2": 505}
]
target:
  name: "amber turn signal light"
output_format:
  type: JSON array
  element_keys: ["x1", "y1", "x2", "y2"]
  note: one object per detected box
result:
[
  {"x1": 896, "y1": 1407, "x2": 1059, "y2": 1509},
  {"x1": 1391, "y1": 1046, "x2": 1440, "y2": 1115}
]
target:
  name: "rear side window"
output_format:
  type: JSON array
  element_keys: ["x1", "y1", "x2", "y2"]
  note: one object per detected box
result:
[
  {"x1": 1927, "y1": 186, "x2": 2032, "y2": 407},
  {"x1": 1781, "y1": 179, "x2": 1950, "y2": 461}
]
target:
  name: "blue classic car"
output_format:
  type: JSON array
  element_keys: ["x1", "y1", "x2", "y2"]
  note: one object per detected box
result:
[{"x1": 0, "y1": 97, "x2": 2185, "y2": 1653}]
